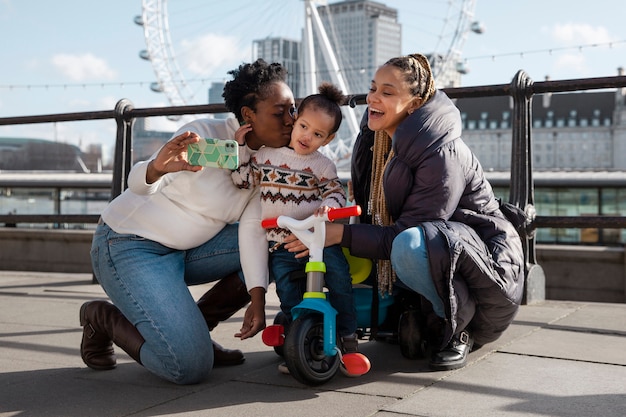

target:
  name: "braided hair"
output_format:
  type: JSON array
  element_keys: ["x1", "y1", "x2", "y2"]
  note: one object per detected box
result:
[
  {"x1": 384, "y1": 53, "x2": 436, "y2": 102},
  {"x1": 297, "y1": 82, "x2": 344, "y2": 134},
  {"x1": 222, "y1": 59, "x2": 288, "y2": 123}
]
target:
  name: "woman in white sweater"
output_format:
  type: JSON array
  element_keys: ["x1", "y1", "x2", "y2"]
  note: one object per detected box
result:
[{"x1": 81, "y1": 59, "x2": 296, "y2": 384}]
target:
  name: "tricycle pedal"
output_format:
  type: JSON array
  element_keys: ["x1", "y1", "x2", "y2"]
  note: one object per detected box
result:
[
  {"x1": 262, "y1": 324, "x2": 285, "y2": 347},
  {"x1": 341, "y1": 352, "x2": 371, "y2": 376}
]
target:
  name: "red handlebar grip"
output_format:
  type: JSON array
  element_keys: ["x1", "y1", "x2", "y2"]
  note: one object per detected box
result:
[
  {"x1": 261, "y1": 218, "x2": 278, "y2": 229},
  {"x1": 327, "y1": 205, "x2": 362, "y2": 221}
]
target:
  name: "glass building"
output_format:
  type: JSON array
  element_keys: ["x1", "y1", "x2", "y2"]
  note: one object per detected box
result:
[{"x1": 315, "y1": 0, "x2": 401, "y2": 96}]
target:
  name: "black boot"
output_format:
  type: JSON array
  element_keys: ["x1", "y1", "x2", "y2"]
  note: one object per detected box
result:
[
  {"x1": 196, "y1": 273, "x2": 251, "y2": 366},
  {"x1": 429, "y1": 330, "x2": 473, "y2": 371},
  {"x1": 398, "y1": 308, "x2": 426, "y2": 359},
  {"x1": 79, "y1": 300, "x2": 144, "y2": 370}
]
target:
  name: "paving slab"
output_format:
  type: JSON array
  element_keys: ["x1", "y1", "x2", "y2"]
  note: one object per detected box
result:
[
  {"x1": 380, "y1": 353, "x2": 626, "y2": 417},
  {"x1": 501, "y1": 327, "x2": 626, "y2": 365},
  {"x1": 131, "y1": 380, "x2": 398, "y2": 417},
  {"x1": 1, "y1": 271, "x2": 626, "y2": 417},
  {"x1": 549, "y1": 302, "x2": 626, "y2": 334}
]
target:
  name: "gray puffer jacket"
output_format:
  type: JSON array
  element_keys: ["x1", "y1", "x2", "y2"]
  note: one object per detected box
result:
[{"x1": 343, "y1": 90, "x2": 524, "y2": 347}]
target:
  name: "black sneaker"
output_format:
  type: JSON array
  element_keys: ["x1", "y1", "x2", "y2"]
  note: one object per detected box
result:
[
  {"x1": 340, "y1": 333, "x2": 359, "y2": 354},
  {"x1": 339, "y1": 333, "x2": 362, "y2": 377},
  {"x1": 429, "y1": 330, "x2": 473, "y2": 371}
]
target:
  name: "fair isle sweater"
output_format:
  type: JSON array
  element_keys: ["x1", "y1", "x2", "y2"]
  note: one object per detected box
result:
[{"x1": 232, "y1": 146, "x2": 346, "y2": 243}]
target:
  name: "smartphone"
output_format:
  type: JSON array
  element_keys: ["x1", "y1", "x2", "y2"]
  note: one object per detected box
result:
[{"x1": 187, "y1": 138, "x2": 239, "y2": 170}]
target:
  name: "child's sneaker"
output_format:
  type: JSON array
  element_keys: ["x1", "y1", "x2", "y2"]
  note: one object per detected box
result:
[
  {"x1": 340, "y1": 333, "x2": 359, "y2": 353},
  {"x1": 339, "y1": 333, "x2": 362, "y2": 377},
  {"x1": 278, "y1": 362, "x2": 290, "y2": 375}
]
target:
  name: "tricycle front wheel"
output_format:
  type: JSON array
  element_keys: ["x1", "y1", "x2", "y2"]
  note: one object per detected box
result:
[{"x1": 284, "y1": 314, "x2": 339, "y2": 386}]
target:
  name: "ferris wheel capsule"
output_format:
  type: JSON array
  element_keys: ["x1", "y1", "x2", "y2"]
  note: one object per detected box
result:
[
  {"x1": 471, "y1": 21, "x2": 485, "y2": 34},
  {"x1": 456, "y1": 61, "x2": 470, "y2": 74},
  {"x1": 150, "y1": 82, "x2": 163, "y2": 93}
]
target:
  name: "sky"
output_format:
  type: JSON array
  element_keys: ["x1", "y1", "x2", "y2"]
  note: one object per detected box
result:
[{"x1": 1, "y1": 0, "x2": 624, "y2": 162}]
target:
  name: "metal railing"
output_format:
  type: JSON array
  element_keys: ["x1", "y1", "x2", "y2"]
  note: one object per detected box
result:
[
  {"x1": 2, "y1": 71, "x2": 626, "y2": 302},
  {"x1": 0, "y1": 172, "x2": 110, "y2": 225}
]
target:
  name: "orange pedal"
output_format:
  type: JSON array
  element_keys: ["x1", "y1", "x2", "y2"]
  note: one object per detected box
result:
[
  {"x1": 342, "y1": 353, "x2": 371, "y2": 376},
  {"x1": 261, "y1": 324, "x2": 285, "y2": 347}
]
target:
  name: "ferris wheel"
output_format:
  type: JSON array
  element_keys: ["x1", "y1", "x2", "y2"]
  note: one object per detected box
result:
[{"x1": 135, "y1": 0, "x2": 481, "y2": 163}]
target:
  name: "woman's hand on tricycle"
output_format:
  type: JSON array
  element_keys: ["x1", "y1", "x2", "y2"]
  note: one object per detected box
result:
[
  {"x1": 283, "y1": 234, "x2": 309, "y2": 259},
  {"x1": 325, "y1": 222, "x2": 344, "y2": 246},
  {"x1": 283, "y1": 221, "x2": 346, "y2": 258}
]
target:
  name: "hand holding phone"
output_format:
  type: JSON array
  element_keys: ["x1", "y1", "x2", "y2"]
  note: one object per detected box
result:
[{"x1": 187, "y1": 138, "x2": 239, "y2": 170}]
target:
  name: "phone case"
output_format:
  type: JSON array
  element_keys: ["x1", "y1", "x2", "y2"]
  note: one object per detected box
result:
[{"x1": 187, "y1": 138, "x2": 239, "y2": 170}]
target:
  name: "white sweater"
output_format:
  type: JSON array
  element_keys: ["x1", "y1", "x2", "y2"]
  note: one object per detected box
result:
[{"x1": 101, "y1": 118, "x2": 268, "y2": 291}]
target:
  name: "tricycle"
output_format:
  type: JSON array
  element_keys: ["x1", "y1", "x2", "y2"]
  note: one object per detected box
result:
[{"x1": 261, "y1": 205, "x2": 425, "y2": 386}]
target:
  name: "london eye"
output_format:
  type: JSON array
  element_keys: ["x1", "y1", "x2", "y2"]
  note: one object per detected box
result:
[{"x1": 135, "y1": 0, "x2": 481, "y2": 163}]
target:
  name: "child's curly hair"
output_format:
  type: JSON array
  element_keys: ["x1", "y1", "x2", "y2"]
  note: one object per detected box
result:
[
  {"x1": 222, "y1": 59, "x2": 288, "y2": 123},
  {"x1": 297, "y1": 82, "x2": 344, "y2": 134}
]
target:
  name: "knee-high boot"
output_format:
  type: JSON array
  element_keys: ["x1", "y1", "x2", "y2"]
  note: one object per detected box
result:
[
  {"x1": 196, "y1": 272, "x2": 251, "y2": 366},
  {"x1": 79, "y1": 300, "x2": 145, "y2": 370}
]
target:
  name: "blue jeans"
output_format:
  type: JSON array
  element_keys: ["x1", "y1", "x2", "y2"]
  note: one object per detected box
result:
[
  {"x1": 390, "y1": 226, "x2": 446, "y2": 318},
  {"x1": 270, "y1": 244, "x2": 357, "y2": 336},
  {"x1": 90, "y1": 222, "x2": 241, "y2": 384}
]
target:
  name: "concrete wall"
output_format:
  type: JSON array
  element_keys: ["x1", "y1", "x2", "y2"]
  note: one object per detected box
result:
[
  {"x1": 0, "y1": 229, "x2": 93, "y2": 273},
  {"x1": 536, "y1": 244, "x2": 626, "y2": 303},
  {"x1": 0, "y1": 229, "x2": 625, "y2": 303}
]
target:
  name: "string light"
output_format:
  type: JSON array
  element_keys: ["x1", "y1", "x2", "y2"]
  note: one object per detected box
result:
[
  {"x1": 1, "y1": 40, "x2": 624, "y2": 92},
  {"x1": 464, "y1": 39, "x2": 625, "y2": 61}
]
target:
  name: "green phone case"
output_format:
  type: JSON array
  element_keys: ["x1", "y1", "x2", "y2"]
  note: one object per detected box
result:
[{"x1": 187, "y1": 138, "x2": 239, "y2": 170}]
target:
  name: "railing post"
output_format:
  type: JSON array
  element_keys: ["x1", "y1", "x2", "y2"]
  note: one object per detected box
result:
[
  {"x1": 509, "y1": 70, "x2": 545, "y2": 304},
  {"x1": 111, "y1": 99, "x2": 135, "y2": 199},
  {"x1": 96, "y1": 99, "x2": 135, "y2": 284}
]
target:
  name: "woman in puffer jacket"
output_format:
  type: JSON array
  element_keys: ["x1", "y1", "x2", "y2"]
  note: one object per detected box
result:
[{"x1": 323, "y1": 53, "x2": 525, "y2": 370}]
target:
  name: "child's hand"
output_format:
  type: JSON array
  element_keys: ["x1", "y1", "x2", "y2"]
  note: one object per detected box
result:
[
  {"x1": 347, "y1": 180, "x2": 354, "y2": 202},
  {"x1": 234, "y1": 123, "x2": 253, "y2": 146},
  {"x1": 314, "y1": 206, "x2": 332, "y2": 216}
]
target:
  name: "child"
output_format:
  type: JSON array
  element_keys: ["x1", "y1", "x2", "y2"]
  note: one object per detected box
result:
[{"x1": 231, "y1": 83, "x2": 359, "y2": 369}]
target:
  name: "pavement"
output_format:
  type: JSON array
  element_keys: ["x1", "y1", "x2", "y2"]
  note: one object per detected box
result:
[{"x1": 0, "y1": 270, "x2": 625, "y2": 417}]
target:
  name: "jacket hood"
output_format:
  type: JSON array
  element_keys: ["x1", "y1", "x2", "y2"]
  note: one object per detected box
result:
[
  {"x1": 383, "y1": 90, "x2": 462, "y2": 219},
  {"x1": 392, "y1": 89, "x2": 462, "y2": 164}
]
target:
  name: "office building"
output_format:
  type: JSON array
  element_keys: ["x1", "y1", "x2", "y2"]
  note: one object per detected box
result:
[
  {"x1": 252, "y1": 37, "x2": 302, "y2": 97},
  {"x1": 208, "y1": 81, "x2": 229, "y2": 119},
  {"x1": 457, "y1": 70, "x2": 626, "y2": 172},
  {"x1": 314, "y1": 0, "x2": 401, "y2": 96}
]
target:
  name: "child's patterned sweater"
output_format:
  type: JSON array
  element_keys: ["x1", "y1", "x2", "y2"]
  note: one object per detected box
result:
[{"x1": 232, "y1": 146, "x2": 346, "y2": 243}]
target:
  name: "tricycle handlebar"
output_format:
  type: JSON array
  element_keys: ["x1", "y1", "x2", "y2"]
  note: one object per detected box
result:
[{"x1": 261, "y1": 205, "x2": 361, "y2": 229}]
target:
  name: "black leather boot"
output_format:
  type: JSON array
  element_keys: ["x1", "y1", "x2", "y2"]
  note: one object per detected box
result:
[
  {"x1": 211, "y1": 340, "x2": 246, "y2": 366},
  {"x1": 429, "y1": 330, "x2": 473, "y2": 371},
  {"x1": 79, "y1": 300, "x2": 144, "y2": 370},
  {"x1": 196, "y1": 272, "x2": 251, "y2": 366}
]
